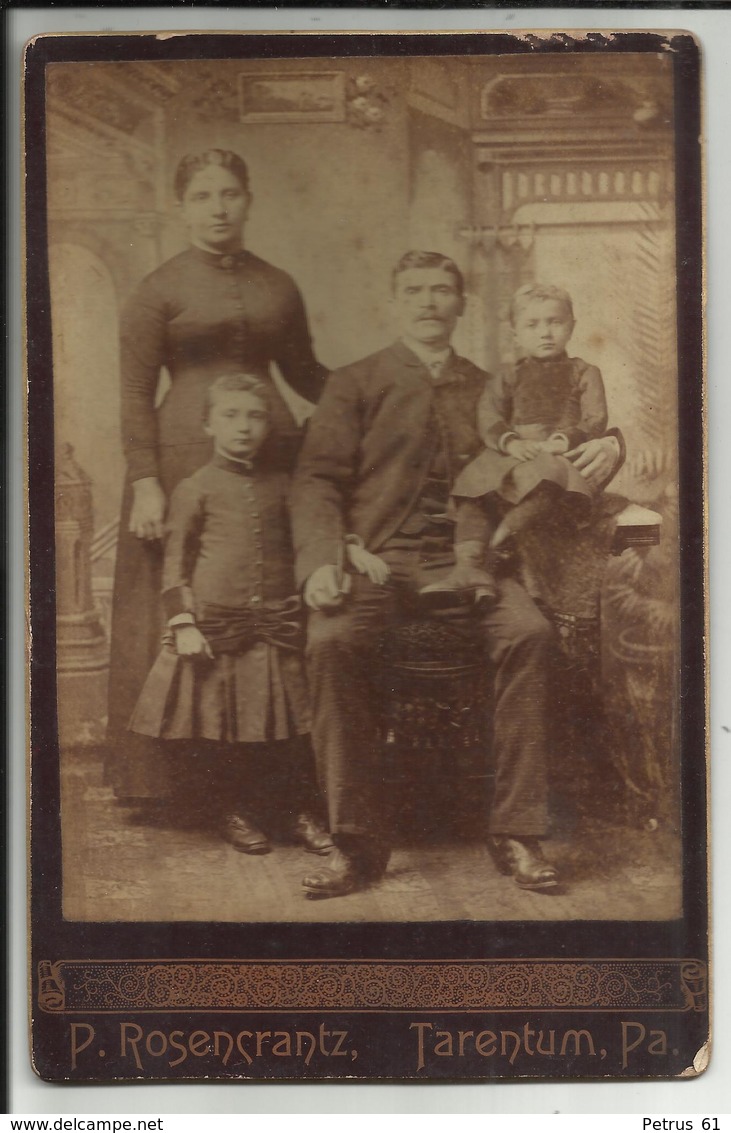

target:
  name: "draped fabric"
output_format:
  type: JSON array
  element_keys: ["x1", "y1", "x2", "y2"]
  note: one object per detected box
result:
[{"x1": 128, "y1": 642, "x2": 311, "y2": 743}]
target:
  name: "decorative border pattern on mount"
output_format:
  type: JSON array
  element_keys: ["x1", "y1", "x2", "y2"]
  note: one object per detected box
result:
[{"x1": 38, "y1": 959, "x2": 707, "y2": 1014}]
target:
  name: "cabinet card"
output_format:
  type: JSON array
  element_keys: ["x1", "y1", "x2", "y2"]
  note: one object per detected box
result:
[{"x1": 25, "y1": 29, "x2": 708, "y2": 1083}]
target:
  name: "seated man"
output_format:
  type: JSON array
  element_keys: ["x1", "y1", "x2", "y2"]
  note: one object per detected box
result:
[{"x1": 290, "y1": 251, "x2": 621, "y2": 899}]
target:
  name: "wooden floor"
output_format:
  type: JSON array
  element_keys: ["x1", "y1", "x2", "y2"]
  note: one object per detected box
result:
[{"x1": 60, "y1": 749, "x2": 682, "y2": 923}]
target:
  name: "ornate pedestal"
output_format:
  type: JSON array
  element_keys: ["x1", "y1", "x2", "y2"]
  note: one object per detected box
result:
[{"x1": 55, "y1": 444, "x2": 108, "y2": 746}]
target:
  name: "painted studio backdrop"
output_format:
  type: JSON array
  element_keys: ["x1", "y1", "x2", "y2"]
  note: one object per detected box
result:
[{"x1": 47, "y1": 53, "x2": 680, "y2": 923}]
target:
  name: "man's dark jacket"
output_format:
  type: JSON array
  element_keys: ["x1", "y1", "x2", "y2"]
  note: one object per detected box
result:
[{"x1": 290, "y1": 340, "x2": 489, "y2": 588}]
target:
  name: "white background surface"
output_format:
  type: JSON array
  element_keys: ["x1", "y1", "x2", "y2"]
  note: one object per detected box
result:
[{"x1": 6, "y1": 5, "x2": 727, "y2": 1116}]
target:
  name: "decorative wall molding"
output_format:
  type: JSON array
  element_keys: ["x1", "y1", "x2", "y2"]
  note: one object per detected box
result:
[
  {"x1": 472, "y1": 136, "x2": 672, "y2": 222},
  {"x1": 480, "y1": 71, "x2": 671, "y2": 129},
  {"x1": 472, "y1": 61, "x2": 673, "y2": 224},
  {"x1": 407, "y1": 58, "x2": 469, "y2": 130},
  {"x1": 496, "y1": 162, "x2": 670, "y2": 217},
  {"x1": 104, "y1": 62, "x2": 182, "y2": 108},
  {"x1": 46, "y1": 65, "x2": 169, "y2": 231}
]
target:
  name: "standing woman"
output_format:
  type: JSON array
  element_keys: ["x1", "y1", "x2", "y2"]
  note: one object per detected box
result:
[{"x1": 107, "y1": 149, "x2": 326, "y2": 804}]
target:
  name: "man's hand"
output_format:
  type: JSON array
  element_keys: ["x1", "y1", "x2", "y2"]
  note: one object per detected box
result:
[
  {"x1": 565, "y1": 435, "x2": 621, "y2": 490},
  {"x1": 346, "y1": 539, "x2": 391, "y2": 585},
  {"x1": 505, "y1": 438, "x2": 542, "y2": 462},
  {"x1": 129, "y1": 477, "x2": 166, "y2": 541},
  {"x1": 174, "y1": 624, "x2": 214, "y2": 659},
  {"x1": 304, "y1": 565, "x2": 352, "y2": 612}
]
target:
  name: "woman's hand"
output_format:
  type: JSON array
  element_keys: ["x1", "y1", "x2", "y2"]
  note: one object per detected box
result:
[
  {"x1": 565, "y1": 436, "x2": 621, "y2": 490},
  {"x1": 129, "y1": 477, "x2": 166, "y2": 541},
  {"x1": 173, "y1": 624, "x2": 214, "y2": 660}
]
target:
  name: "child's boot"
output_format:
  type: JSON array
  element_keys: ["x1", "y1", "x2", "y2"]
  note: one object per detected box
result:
[
  {"x1": 420, "y1": 539, "x2": 497, "y2": 609},
  {"x1": 420, "y1": 498, "x2": 497, "y2": 608}
]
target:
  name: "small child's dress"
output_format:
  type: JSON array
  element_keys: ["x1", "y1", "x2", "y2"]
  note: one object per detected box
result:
[
  {"x1": 129, "y1": 452, "x2": 311, "y2": 742},
  {"x1": 453, "y1": 353, "x2": 608, "y2": 508}
]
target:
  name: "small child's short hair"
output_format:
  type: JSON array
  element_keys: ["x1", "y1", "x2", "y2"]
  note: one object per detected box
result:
[
  {"x1": 204, "y1": 373, "x2": 271, "y2": 421},
  {"x1": 510, "y1": 283, "x2": 575, "y2": 326}
]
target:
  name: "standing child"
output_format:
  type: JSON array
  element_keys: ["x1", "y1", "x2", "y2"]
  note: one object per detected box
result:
[
  {"x1": 422, "y1": 282, "x2": 609, "y2": 606},
  {"x1": 129, "y1": 374, "x2": 333, "y2": 857}
]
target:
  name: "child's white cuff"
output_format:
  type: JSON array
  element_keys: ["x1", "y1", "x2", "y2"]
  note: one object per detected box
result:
[{"x1": 169, "y1": 613, "x2": 196, "y2": 628}]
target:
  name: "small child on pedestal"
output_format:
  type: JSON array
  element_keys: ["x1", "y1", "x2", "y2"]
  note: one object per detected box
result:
[{"x1": 422, "y1": 282, "x2": 609, "y2": 607}]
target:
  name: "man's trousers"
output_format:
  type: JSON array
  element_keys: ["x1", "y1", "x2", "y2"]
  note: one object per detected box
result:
[{"x1": 305, "y1": 545, "x2": 552, "y2": 844}]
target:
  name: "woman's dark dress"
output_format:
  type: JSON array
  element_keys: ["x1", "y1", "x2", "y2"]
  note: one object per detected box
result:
[{"x1": 107, "y1": 245, "x2": 325, "y2": 798}]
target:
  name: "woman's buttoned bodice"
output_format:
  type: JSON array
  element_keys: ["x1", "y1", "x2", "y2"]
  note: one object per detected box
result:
[{"x1": 120, "y1": 246, "x2": 324, "y2": 483}]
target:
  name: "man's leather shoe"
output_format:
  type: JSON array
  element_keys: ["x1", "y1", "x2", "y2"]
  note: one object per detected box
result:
[
  {"x1": 223, "y1": 814, "x2": 271, "y2": 855},
  {"x1": 302, "y1": 848, "x2": 363, "y2": 899},
  {"x1": 302, "y1": 840, "x2": 388, "y2": 899},
  {"x1": 487, "y1": 836, "x2": 559, "y2": 891},
  {"x1": 290, "y1": 813, "x2": 334, "y2": 855}
]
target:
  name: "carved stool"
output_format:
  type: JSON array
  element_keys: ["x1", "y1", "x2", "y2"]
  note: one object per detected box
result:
[{"x1": 374, "y1": 617, "x2": 493, "y2": 837}]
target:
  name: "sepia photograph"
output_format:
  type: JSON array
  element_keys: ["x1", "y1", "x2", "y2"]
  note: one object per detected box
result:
[
  {"x1": 25, "y1": 28, "x2": 707, "y2": 1082},
  {"x1": 47, "y1": 45, "x2": 682, "y2": 923}
]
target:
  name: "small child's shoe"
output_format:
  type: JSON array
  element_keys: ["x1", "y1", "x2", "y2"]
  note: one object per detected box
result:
[
  {"x1": 420, "y1": 540, "x2": 497, "y2": 609},
  {"x1": 290, "y1": 813, "x2": 334, "y2": 855}
]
